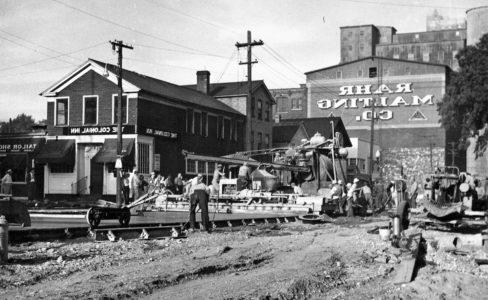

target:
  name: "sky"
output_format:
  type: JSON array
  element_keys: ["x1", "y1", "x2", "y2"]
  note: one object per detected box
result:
[{"x1": 0, "y1": 0, "x2": 486, "y2": 122}]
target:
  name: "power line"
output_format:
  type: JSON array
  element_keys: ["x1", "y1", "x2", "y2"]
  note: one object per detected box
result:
[
  {"x1": 0, "y1": 34, "x2": 76, "y2": 67},
  {"x1": 216, "y1": 50, "x2": 237, "y2": 83},
  {"x1": 50, "y1": 0, "x2": 219, "y2": 57},
  {"x1": 0, "y1": 29, "x2": 81, "y2": 62},
  {"x1": 0, "y1": 66, "x2": 74, "y2": 79},
  {"x1": 340, "y1": 0, "x2": 470, "y2": 10},
  {"x1": 135, "y1": 43, "x2": 229, "y2": 59},
  {"x1": 124, "y1": 57, "x2": 197, "y2": 71},
  {"x1": 0, "y1": 41, "x2": 106, "y2": 73},
  {"x1": 143, "y1": 0, "x2": 240, "y2": 36}
]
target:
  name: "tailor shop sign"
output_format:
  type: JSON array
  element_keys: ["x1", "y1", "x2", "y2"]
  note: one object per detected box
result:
[
  {"x1": 63, "y1": 125, "x2": 135, "y2": 135},
  {"x1": 316, "y1": 83, "x2": 434, "y2": 121},
  {"x1": 0, "y1": 138, "x2": 43, "y2": 153}
]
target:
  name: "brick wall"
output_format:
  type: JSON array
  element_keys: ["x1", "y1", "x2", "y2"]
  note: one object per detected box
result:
[
  {"x1": 51, "y1": 70, "x2": 137, "y2": 130},
  {"x1": 137, "y1": 97, "x2": 245, "y2": 176},
  {"x1": 380, "y1": 146, "x2": 445, "y2": 184},
  {"x1": 271, "y1": 87, "x2": 307, "y2": 120}
]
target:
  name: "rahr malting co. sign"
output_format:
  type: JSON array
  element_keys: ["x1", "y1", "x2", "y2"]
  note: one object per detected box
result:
[{"x1": 316, "y1": 83, "x2": 434, "y2": 121}]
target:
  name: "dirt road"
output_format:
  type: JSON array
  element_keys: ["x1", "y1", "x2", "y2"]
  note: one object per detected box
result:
[{"x1": 2, "y1": 218, "x2": 488, "y2": 299}]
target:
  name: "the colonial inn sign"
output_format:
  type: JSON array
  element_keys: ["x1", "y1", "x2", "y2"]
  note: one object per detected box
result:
[{"x1": 316, "y1": 83, "x2": 434, "y2": 121}]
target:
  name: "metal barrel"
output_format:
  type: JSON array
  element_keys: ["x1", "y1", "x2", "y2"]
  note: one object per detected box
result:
[{"x1": 0, "y1": 215, "x2": 8, "y2": 263}]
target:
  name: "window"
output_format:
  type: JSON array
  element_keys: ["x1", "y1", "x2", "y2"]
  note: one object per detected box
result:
[
  {"x1": 265, "y1": 134, "x2": 270, "y2": 148},
  {"x1": 348, "y1": 159, "x2": 357, "y2": 167},
  {"x1": 257, "y1": 132, "x2": 262, "y2": 150},
  {"x1": 194, "y1": 112, "x2": 202, "y2": 135},
  {"x1": 208, "y1": 115, "x2": 217, "y2": 138},
  {"x1": 393, "y1": 54, "x2": 400, "y2": 59},
  {"x1": 202, "y1": 112, "x2": 208, "y2": 137},
  {"x1": 360, "y1": 30, "x2": 364, "y2": 36},
  {"x1": 358, "y1": 69, "x2": 363, "y2": 77},
  {"x1": 423, "y1": 52, "x2": 430, "y2": 62},
  {"x1": 291, "y1": 98, "x2": 302, "y2": 110},
  {"x1": 405, "y1": 66, "x2": 410, "y2": 74},
  {"x1": 336, "y1": 70, "x2": 342, "y2": 78},
  {"x1": 186, "y1": 109, "x2": 194, "y2": 133},
  {"x1": 56, "y1": 98, "x2": 68, "y2": 126},
  {"x1": 359, "y1": 44, "x2": 364, "y2": 51},
  {"x1": 113, "y1": 95, "x2": 128, "y2": 124},
  {"x1": 197, "y1": 161, "x2": 205, "y2": 174},
  {"x1": 265, "y1": 103, "x2": 270, "y2": 121},
  {"x1": 368, "y1": 67, "x2": 377, "y2": 78},
  {"x1": 348, "y1": 45, "x2": 352, "y2": 51},
  {"x1": 455, "y1": 31, "x2": 460, "y2": 37},
  {"x1": 218, "y1": 116, "x2": 224, "y2": 139},
  {"x1": 358, "y1": 158, "x2": 366, "y2": 171},
  {"x1": 414, "y1": 33, "x2": 419, "y2": 39},
  {"x1": 224, "y1": 118, "x2": 230, "y2": 140},
  {"x1": 83, "y1": 96, "x2": 98, "y2": 125},
  {"x1": 257, "y1": 99, "x2": 262, "y2": 120},
  {"x1": 186, "y1": 159, "x2": 197, "y2": 174},
  {"x1": 50, "y1": 163, "x2": 74, "y2": 173},
  {"x1": 251, "y1": 97, "x2": 255, "y2": 118},
  {"x1": 348, "y1": 31, "x2": 352, "y2": 37},
  {"x1": 138, "y1": 143, "x2": 150, "y2": 174},
  {"x1": 276, "y1": 96, "x2": 287, "y2": 113},
  {"x1": 407, "y1": 53, "x2": 414, "y2": 60},
  {"x1": 438, "y1": 51, "x2": 444, "y2": 62}
]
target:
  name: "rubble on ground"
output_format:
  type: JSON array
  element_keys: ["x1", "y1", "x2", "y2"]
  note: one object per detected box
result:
[{"x1": 2, "y1": 218, "x2": 488, "y2": 299}]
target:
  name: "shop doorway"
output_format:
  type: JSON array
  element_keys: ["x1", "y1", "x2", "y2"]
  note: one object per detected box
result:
[{"x1": 90, "y1": 160, "x2": 103, "y2": 196}]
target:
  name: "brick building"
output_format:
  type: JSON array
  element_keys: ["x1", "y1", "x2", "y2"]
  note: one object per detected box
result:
[
  {"x1": 306, "y1": 56, "x2": 464, "y2": 181},
  {"x1": 184, "y1": 71, "x2": 274, "y2": 151},
  {"x1": 39, "y1": 59, "x2": 245, "y2": 199},
  {"x1": 270, "y1": 85, "x2": 307, "y2": 121}
]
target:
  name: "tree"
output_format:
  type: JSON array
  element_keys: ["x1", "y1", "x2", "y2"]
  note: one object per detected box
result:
[
  {"x1": 438, "y1": 33, "x2": 488, "y2": 157},
  {"x1": 0, "y1": 113, "x2": 37, "y2": 133}
]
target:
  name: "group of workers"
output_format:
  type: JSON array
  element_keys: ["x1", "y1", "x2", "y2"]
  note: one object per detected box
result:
[
  {"x1": 121, "y1": 167, "x2": 185, "y2": 204},
  {"x1": 328, "y1": 178, "x2": 372, "y2": 215}
]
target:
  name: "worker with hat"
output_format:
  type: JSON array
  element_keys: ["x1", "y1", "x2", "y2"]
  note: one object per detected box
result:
[
  {"x1": 1, "y1": 169, "x2": 13, "y2": 195},
  {"x1": 187, "y1": 174, "x2": 211, "y2": 233}
]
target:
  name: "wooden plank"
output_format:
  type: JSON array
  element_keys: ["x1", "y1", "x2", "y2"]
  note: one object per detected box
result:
[
  {"x1": 394, "y1": 234, "x2": 422, "y2": 285},
  {"x1": 394, "y1": 258, "x2": 416, "y2": 284}
]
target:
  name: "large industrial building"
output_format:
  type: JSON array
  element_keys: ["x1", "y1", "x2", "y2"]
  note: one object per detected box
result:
[{"x1": 272, "y1": 6, "x2": 488, "y2": 181}]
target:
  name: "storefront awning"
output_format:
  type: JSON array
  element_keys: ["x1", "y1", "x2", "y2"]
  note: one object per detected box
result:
[
  {"x1": 36, "y1": 139, "x2": 75, "y2": 165},
  {"x1": 92, "y1": 139, "x2": 134, "y2": 163}
]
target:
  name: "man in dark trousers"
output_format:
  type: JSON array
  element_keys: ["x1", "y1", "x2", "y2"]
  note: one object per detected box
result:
[{"x1": 188, "y1": 174, "x2": 211, "y2": 233}]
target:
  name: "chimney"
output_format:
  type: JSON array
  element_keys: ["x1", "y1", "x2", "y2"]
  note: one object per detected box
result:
[{"x1": 196, "y1": 70, "x2": 210, "y2": 95}]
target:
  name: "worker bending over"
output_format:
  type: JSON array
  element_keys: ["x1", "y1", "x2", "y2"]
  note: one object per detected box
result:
[{"x1": 187, "y1": 174, "x2": 211, "y2": 233}]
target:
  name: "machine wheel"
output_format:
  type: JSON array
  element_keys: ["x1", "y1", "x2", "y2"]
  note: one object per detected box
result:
[
  {"x1": 118, "y1": 213, "x2": 131, "y2": 227},
  {"x1": 396, "y1": 200, "x2": 410, "y2": 230},
  {"x1": 86, "y1": 207, "x2": 101, "y2": 229}
]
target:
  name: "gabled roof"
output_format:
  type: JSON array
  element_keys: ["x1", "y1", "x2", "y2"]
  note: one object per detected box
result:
[
  {"x1": 278, "y1": 117, "x2": 352, "y2": 147},
  {"x1": 40, "y1": 59, "x2": 243, "y2": 116},
  {"x1": 272, "y1": 124, "x2": 307, "y2": 145},
  {"x1": 183, "y1": 80, "x2": 276, "y2": 104},
  {"x1": 305, "y1": 56, "x2": 450, "y2": 75}
]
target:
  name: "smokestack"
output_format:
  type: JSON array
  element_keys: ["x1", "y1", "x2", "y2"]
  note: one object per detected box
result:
[{"x1": 196, "y1": 70, "x2": 210, "y2": 95}]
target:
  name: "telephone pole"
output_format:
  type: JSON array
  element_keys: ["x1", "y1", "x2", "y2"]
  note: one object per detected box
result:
[
  {"x1": 110, "y1": 40, "x2": 133, "y2": 207},
  {"x1": 368, "y1": 58, "x2": 381, "y2": 183},
  {"x1": 448, "y1": 141, "x2": 458, "y2": 166},
  {"x1": 236, "y1": 31, "x2": 263, "y2": 151}
]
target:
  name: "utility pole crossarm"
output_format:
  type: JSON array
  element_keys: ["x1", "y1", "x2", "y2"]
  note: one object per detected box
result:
[{"x1": 235, "y1": 31, "x2": 263, "y2": 151}]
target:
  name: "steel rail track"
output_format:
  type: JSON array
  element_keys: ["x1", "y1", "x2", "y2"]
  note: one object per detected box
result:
[{"x1": 9, "y1": 216, "x2": 298, "y2": 243}]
